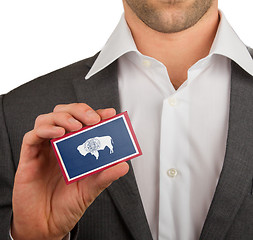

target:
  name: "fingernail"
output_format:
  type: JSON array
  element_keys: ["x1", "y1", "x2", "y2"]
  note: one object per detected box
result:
[
  {"x1": 68, "y1": 117, "x2": 80, "y2": 125},
  {"x1": 53, "y1": 126, "x2": 65, "y2": 136},
  {"x1": 86, "y1": 110, "x2": 99, "y2": 120}
]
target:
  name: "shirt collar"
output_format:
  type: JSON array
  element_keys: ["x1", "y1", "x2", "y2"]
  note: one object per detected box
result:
[
  {"x1": 85, "y1": 14, "x2": 137, "y2": 79},
  {"x1": 210, "y1": 11, "x2": 253, "y2": 76},
  {"x1": 85, "y1": 11, "x2": 253, "y2": 80}
]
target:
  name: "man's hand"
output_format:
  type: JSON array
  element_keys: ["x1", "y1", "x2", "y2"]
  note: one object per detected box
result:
[{"x1": 11, "y1": 103, "x2": 129, "y2": 240}]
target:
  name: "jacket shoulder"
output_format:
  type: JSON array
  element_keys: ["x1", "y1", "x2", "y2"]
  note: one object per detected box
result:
[
  {"x1": 2, "y1": 53, "x2": 99, "y2": 116},
  {"x1": 5, "y1": 53, "x2": 99, "y2": 99}
]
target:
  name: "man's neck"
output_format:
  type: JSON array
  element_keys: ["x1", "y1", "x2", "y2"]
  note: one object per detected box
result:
[{"x1": 123, "y1": 2, "x2": 219, "y2": 90}]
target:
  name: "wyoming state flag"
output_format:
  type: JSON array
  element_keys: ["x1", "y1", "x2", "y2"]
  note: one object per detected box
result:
[{"x1": 51, "y1": 111, "x2": 142, "y2": 184}]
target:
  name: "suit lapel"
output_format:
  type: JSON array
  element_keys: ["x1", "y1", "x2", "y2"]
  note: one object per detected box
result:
[
  {"x1": 107, "y1": 164, "x2": 153, "y2": 240},
  {"x1": 72, "y1": 58, "x2": 153, "y2": 240},
  {"x1": 72, "y1": 56, "x2": 120, "y2": 112},
  {"x1": 200, "y1": 61, "x2": 253, "y2": 239}
]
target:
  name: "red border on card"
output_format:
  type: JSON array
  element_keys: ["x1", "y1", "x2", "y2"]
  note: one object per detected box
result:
[{"x1": 51, "y1": 111, "x2": 142, "y2": 184}]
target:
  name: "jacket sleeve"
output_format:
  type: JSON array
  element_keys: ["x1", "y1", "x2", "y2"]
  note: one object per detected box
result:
[{"x1": 0, "y1": 95, "x2": 16, "y2": 239}]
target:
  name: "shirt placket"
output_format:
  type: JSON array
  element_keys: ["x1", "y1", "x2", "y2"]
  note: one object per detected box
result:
[{"x1": 158, "y1": 88, "x2": 190, "y2": 240}]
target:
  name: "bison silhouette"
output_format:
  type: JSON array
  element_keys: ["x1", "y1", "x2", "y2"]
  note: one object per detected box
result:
[{"x1": 77, "y1": 136, "x2": 114, "y2": 160}]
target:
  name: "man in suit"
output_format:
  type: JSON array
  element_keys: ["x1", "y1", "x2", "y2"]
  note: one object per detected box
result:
[{"x1": 1, "y1": 0, "x2": 253, "y2": 239}]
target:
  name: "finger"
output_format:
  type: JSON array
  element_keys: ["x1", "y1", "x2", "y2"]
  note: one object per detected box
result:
[
  {"x1": 53, "y1": 103, "x2": 101, "y2": 126},
  {"x1": 34, "y1": 112, "x2": 83, "y2": 132},
  {"x1": 79, "y1": 162, "x2": 129, "y2": 207},
  {"x1": 96, "y1": 108, "x2": 116, "y2": 120},
  {"x1": 23, "y1": 126, "x2": 65, "y2": 146}
]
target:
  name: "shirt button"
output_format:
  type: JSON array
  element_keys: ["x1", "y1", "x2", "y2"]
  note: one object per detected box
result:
[
  {"x1": 142, "y1": 59, "x2": 151, "y2": 67},
  {"x1": 167, "y1": 168, "x2": 178, "y2": 177},
  {"x1": 168, "y1": 97, "x2": 177, "y2": 106}
]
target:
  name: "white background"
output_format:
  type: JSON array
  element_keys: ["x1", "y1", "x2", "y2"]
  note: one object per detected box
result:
[{"x1": 1, "y1": 1, "x2": 253, "y2": 94}]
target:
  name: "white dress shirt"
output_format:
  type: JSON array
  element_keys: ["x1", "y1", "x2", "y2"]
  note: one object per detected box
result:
[{"x1": 86, "y1": 11, "x2": 253, "y2": 240}]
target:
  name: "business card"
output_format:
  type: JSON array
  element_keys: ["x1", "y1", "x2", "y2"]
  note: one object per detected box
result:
[{"x1": 51, "y1": 111, "x2": 142, "y2": 184}]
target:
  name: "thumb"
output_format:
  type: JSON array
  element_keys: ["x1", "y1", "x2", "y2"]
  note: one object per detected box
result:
[
  {"x1": 78, "y1": 162, "x2": 129, "y2": 208},
  {"x1": 93, "y1": 162, "x2": 129, "y2": 190}
]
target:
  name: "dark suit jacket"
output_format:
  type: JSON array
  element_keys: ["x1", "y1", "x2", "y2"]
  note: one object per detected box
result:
[{"x1": 0, "y1": 51, "x2": 253, "y2": 240}]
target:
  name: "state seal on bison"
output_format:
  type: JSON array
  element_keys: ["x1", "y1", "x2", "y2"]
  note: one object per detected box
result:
[{"x1": 77, "y1": 136, "x2": 114, "y2": 160}]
